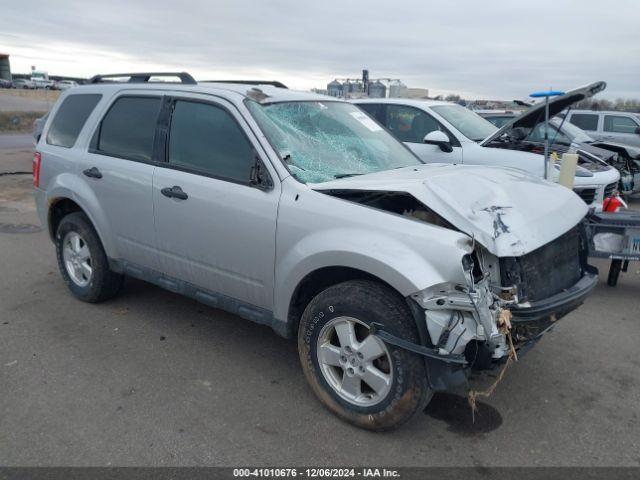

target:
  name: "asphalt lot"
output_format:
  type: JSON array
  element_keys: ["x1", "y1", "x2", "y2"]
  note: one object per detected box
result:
[
  {"x1": 1, "y1": 138, "x2": 639, "y2": 467},
  {"x1": 0, "y1": 133, "x2": 33, "y2": 152}
]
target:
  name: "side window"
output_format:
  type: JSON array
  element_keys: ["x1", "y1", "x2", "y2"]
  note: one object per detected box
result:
[
  {"x1": 168, "y1": 100, "x2": 254, "y2": 183},
  {"x1": 358, "y1": 104, "x2": 386, "y2": 126},
  {"x1": 386, "y1": 105, "x2": 443, "y2": 143},
  {"x1": 603, "y1": 115, "x2": 639, "y2": 134},
  {"x1": 96, "y1": 96, "x2": 161, "y2": 161},
  {"x1": 46, "y1": 94, "x2": 102, "y2": 148},
  {"x1": 569, "y1": 113, "x2": 598, "y2": 131}
]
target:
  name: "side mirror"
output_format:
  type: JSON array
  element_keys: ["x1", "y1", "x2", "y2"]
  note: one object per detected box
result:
[
  {"x1": 635, "y1": 126, "x2": 640, "y2": 135},
  {"x1": 423, "y1": 130, "x2": 453, "y2": 153}
]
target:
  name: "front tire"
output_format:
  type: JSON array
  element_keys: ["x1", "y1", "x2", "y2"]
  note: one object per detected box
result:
[
  {"x1": 55, "y1": 212, "x2": 123, "y2": 302},
  {"x1": 298, "y1": 280, "x2": 432, "y2": 431}
]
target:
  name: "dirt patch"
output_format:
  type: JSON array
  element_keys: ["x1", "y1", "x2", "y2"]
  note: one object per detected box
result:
[{"x1": 0, "y1": 111, "x2": 46, "y2": 133}]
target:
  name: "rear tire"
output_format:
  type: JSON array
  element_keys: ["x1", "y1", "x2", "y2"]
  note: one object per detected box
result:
[
  {"x1": 55, "y1": 212, "x2": 123, "y2": 302},
  {"x1": 298, "y1": 280, "x2": 432, "y2": 431}
]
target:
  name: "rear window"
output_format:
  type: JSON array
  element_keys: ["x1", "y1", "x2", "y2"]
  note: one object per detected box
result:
[
  {"x1": 96, "y1": 96, "x2": 161, "y2": 161},
  {"x1": 569, "y1": 113, "x2": 598, "y2": 131},
  {"x1": 46, "y1": 94, "x2": 102, "y2": 148}
]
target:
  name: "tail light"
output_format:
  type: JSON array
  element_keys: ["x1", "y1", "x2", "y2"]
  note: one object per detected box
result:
[{"x1": 33, "y1": 151, "x2": 42, "y2": 188}]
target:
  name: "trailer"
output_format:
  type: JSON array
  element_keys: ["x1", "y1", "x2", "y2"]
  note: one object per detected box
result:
[{"x1": 586, "y1": 210, "x2": 640, "y2": 286}]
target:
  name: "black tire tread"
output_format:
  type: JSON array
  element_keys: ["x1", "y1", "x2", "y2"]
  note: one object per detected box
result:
[
  {"x1": 55, "y1": 212, "x2": 123, "y2": 303},
  {"x1": 298, "y1": 279, "x2": 431, "y2": 431}
]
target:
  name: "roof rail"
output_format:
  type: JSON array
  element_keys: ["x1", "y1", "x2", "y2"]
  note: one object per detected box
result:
[
  {"x1": 88, "y1": 72, "x2": 197, "y2": 85},
  {"x1": 202, "y1": 80, "x2": 288, "y2": 89}
]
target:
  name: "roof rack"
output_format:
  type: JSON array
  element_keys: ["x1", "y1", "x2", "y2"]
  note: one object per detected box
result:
[
  {"x1": 202, "y1": 80, "x2": 288, "y2": 89},
  {"x1": 88, "y1": 72, "x2": 197, "y2": 85}
]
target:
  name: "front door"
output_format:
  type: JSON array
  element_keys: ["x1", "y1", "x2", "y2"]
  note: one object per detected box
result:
[{"x1": 152, "y1": 97, "x2": 279, "y2": 311}]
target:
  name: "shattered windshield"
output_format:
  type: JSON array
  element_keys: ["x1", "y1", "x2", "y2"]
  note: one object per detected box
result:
[
  {"x1": 431, "y1": 104, "x2": 497, "y2": 141},
  {"x1": 246, "y1": 100, "x2": 422, "y2": 183}
]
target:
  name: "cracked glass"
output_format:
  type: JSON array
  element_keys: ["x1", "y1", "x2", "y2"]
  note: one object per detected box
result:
[{"x1": 247, "y1": 100, "x2": 422, "y2": 183}]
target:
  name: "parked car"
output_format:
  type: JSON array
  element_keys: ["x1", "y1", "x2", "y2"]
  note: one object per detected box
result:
[
  {"x1": 34, "y1": 72, "x2": 597, "y2": 430},
  {"x1": 56, "y1": 80, "x2": 79, "y2": 90},
  {"x1": 565, "y1": 109, "x2": 640, "y2": 148},
  {"x1": 479, "y1": 110, "x2": 640, "y2": 195},
  {"x1": 12, "y1": 79, "x2": 36, "y2": 89},
  {"x1": 352, "y1": 85, "x2": 620, "y2": 210},
  {"x1": 0, "y1": 78, "x2": 12, "y2": 88},
  {"x1": 32, "y1": 78, "x2": 56, "y2": 89}
]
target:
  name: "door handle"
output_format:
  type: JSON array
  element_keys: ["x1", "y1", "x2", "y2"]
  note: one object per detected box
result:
[
  {"x1": 83, "y1": 167, "x2": 102, "y2": 179},
  {"x1": 161, "y1": 185, "x2": 188, "y2": 200}
]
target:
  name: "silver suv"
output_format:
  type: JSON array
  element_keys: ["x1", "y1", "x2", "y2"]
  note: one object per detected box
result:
[
  {"x1": 34, "y1": 72, "x2": 598, "y2": 430},
  {"x1": 566, "y1": 110, "x2": 640, "y2": 148}
]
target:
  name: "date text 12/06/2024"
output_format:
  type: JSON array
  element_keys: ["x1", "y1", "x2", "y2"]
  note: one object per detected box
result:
[{"x1": 233, "y1": 468, "x2": 400, "y2": 478}]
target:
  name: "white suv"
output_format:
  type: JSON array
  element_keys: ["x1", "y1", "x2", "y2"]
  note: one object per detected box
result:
[{"x1": 353, "y1": 88, "x2": 619, "y2": 210}]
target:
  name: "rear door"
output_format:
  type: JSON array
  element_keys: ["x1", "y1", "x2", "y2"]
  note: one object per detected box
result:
[
  {"x1": 152, "y1": 95, "x2": 279, "y2": 313},
  {"x1": 358, "y1": 103, "x2": 463, "y2": 164},
  {"x1": 79, "y1": 93, "x2": 162, "y2": 271}
]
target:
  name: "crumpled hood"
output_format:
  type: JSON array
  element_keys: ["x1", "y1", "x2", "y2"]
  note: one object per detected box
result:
[{"x1": 313, "y1": 164, "x2": 587, "y2": 257}]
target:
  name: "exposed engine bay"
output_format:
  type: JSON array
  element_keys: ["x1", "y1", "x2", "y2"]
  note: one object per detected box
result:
[
  {"x1": 486, "y1": 129, "x2": 640, "y2": 194},
  {"x1": 594, "y1": 149, "x2": 640, "y2": 195},
  {"x1": 484, "y1": 130, "x2": 611, "y2": 173},
  {"x1": 324, "y1": 189, "x2": 455, "y2": 229}
]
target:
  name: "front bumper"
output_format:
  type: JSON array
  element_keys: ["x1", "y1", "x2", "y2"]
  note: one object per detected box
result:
[
  {"x1": 510, "y1": 268, "x2": 598, "y2": 322},
  {"x1": 508, "y1": 267, "x2": 598, "y2": 345},
  {"x1": 381, "y1": 266, "x2": 598, "y2": 391}
]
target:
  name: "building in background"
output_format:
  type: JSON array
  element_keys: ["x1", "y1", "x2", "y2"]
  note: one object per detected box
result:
[
  {"x1": 402, "y1": 87, "x2": 430, "y2": 99},
  {"x1": 326, "y1": 69, "x2": 429, "y2": 98},
  {"x1": 327, "y1": 80, "x2": 342, "y2": 97},
  {"x1": 325, "y1": 69, "x2": 413, "y2": 99},
  {"x1": 0, "y1": 54, "x2": 11, "y2": 81},
  {"x1": 368, "y1": 80, "x2": 386, "y2": 98}
]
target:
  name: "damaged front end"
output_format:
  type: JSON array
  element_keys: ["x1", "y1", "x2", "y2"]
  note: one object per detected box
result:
[
  {"x1": 379, "y1": 224, "x2": 598, "y2": 392},
  {"x1": 315, "y1": 165, "x2": 598, "y2": 392}
]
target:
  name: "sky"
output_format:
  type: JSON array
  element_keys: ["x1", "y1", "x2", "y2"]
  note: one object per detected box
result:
[{"x1": 1, "y1": 0, "x2": 639, "y2": 100}]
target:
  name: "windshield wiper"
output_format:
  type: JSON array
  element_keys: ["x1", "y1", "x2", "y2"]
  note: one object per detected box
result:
[{"x1": 334, "y1": 173, "x2": 364, "y2": 179}]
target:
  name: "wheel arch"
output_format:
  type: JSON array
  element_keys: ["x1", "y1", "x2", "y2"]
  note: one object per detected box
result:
[
  {"x1": 47, "y1": 195, "x2": 117, "y2": 262},
  {"x1": 48, "y1": 197, "x2": 84, "y2": 240},
  {"x1": 285, "y1": 266, "x2": 399, "y2": 336}
]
